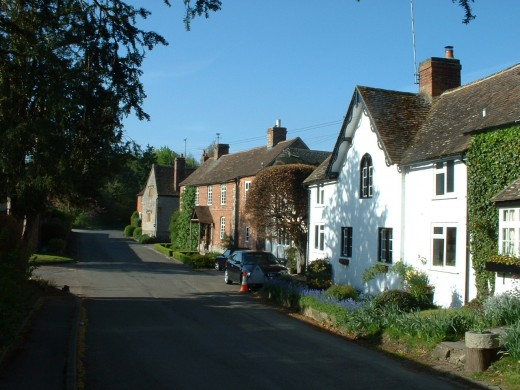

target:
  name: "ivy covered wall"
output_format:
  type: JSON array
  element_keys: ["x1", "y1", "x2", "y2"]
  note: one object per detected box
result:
[
  {"x1": 169, "y1": 186, "x2": 198, "y2": 250},
  {"x1": 467, "y1": 125, "x2": 520, "y2": 299}
]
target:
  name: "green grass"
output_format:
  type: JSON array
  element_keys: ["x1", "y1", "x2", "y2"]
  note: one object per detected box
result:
[{"x1": 29, "y1": 253, "x2": 74, "y2": 265}]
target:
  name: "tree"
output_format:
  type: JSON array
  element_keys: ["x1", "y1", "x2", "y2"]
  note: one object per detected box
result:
[
  {"x1": 246, "y1": 164, "x2": 315, "y2": 272},
  {"x1": 155, "y1": 146, "x2": 178, "y2": 166},
  {"x1": 0, "y1": 0, "x2": 221, "y2": 252}
]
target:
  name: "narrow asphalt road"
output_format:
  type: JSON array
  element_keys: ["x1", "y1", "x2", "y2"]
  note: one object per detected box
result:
[{"x1": 35, "y1": 230, "x2": 485, "y2": 390}]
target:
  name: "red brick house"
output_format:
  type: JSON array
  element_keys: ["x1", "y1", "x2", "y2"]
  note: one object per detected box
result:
[{"x1": 179, "y1": 121, "x2": 329, "y2": 254}]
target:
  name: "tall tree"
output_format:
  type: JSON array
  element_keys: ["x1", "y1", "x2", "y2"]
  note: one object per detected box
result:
[
  {"x1": 0, "y1": 1, "x2": 219, "y2": 251},
  {"x1": 155, "y1": 146, "x2": 178, "y2": 166},
  {"x1": 246, "y1": 164, "x2": 315, "y2": 271}
]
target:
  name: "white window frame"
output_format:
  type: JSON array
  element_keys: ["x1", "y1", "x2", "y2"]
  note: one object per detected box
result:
[
  {"x1": 432, "y1": 225, "x2": 457, "y2": 267},
  {"x1": 314, "y1": 224, "x2": 325, "y2": 251},
  {"x1": 434, "y1": 160, "x2": 455, "y2": 197},
  {"x1": 360, "y1": 154, "x2": 373, "y2": 199},
  {"x1": 245, "y1": 181, "x2": 251, "y2": 201},
  {"x1": 220, "y1": 216, "x2": 226, "y2": 240},
  {"x1": 220, "y1": 183, "x2": 227, "y2": 205},
  {"x1": 195, "y1": 187, "x2": 199, "y2": 206},
  {"x1": 499, "y1": 208, "x2": 519, "y2": 257},
  {"x1": 207, "y1": 186, "x2": 213, "y2": 205}
]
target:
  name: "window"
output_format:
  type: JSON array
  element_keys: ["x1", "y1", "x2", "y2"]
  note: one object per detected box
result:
[
  {"x1": 500, "y1": 209, "x2": 519, "y2": 256},
  {"x1": 207, "y1": 186, "x2": 213, "y2": 205},
  {"x1": 245, "y1": 226, "x2": 250, "y2": 243},
  {"x1": 219, "y1": 216, "x2": 226, "y2": 239},
  {"x1": 432, "y1": 226, "x2": 457, "y2": 266},
  {"x1": 435, "y1": 160, "x2": 455, "y2": 196},
  {"x1": 314, "y1": 224, "x2": 324, "y2": 251},
  {"x1": 220, "y1": 183, "x2": 227, "y2": 205},
  {"x1": 341, "y1": 227, "x2": 353, "y2": 257},
  {"x1": 360, "y1": 154, "x2": 373, "y2": 198},
  {"x1": 245, "y1": 181, "x2": 251, "y2": 201},
  {"x1": 195, "y1": 187, "x2": 199, "y2": 206},
  {"x1": 316, "y1": 184, "x2": 324, "y2": 205},
  {"x1": 378, "y1": 228, "x2": 393, "y2": 263}
]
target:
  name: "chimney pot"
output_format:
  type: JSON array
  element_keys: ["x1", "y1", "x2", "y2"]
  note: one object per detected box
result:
[{"x1": 445, "y1": 45, "x2": 454, "y2": 58}]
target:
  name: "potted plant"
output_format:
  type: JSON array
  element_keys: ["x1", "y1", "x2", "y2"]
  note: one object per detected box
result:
[{"x1": 485, "y1": 254, "x2": 520, "y2": 274}]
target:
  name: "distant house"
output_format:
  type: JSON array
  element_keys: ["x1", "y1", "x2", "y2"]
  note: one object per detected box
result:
[
  {"x1": 179, "y1": 121, "x2": 329, "y2": 255},
  {"x1": 304, "y1": 47, "x2": 520, "y2": 307},
  {"x1": 492, "y1": 178, "x2": 520, "y2": 295},
  {"x1": 140, "y1": 156, "x2": 195, "y2": 241}
]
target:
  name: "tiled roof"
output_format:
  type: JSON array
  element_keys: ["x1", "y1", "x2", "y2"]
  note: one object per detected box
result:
[
  {"x1": 492, "y1": 178, "x2": 520, "y2": 203},
  {"x1": 303, "y1": 154, "x2": 332, "y2": 185},
  {"x1": 180, "y1": 138, "x2": 312, "y2": 186},
  {"x1": 193, "y1": 206, "x2": 213, "y2": 224},
  {"x1": 153, "y1": 164, "x2": 177, "y2": 196},
  {"x1": 273, "y1": 148, "x2": 330, "y2": 166},
  {"x1": 357, "y1": 86, "x2": 431, "y2": 164},
  {"x1": 401, "y1": 63, "x2": 520, "y2": 164}
]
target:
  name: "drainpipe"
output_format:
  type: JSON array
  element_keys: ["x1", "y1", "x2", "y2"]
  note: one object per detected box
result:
[{"x1": 400, "y1": 166, "x2": 406, "y2": 263}]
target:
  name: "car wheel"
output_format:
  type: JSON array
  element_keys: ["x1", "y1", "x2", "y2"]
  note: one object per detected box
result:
[
  {"x1": 215, "y1": 261, "x2": 220, "y2": 271},
  {"x1": 224, "y1": 270, "x2": 232, "y2": 284}
]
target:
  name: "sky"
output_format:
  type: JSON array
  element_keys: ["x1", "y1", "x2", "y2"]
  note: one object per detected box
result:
[{"x1": 122, "y1": 0, "x2": 520, "y2": 159}]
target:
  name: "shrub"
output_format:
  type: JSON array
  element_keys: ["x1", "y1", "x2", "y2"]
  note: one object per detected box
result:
[
  {"x1": 483, "y1": 291, "x2": 520, "y2": 327},
  {"x1": 138, "y1": 234, "x2": 154, "y2": 244},
  {"x1": 130, "y1": 211, "x2": 141, "y2": 228},
  {"x1": 40, "y1": 219, "x2": 69, "y2": 243},
  {"x1": 503, "y1": 321, "x2": 520, "y2": 360},
  {"x1": 190, "y1": 254, "x2": 215, "y2": 269},
  {"x1": 326, "y1": 284, "x2": 358, "y2": 301},
  {"x1": 306, "y1": 259, "x2": 332, "y2": 289},
  {"x1": 261, "y1": 276, "x2": 305, "y2": 309},
  {"x1": 154, "y1": 243, "x2": 173, "y2": 257},
  {"x1": 47, "y1": 238, "x2": 66, "y2": 254},
  {"x1": 373, "y1": 289, "x2": 419, "y2": 312},
  {"x1": 124, "y1": 225, "x2": 135, "y2": 237},
  {"x1": 133, "y1": 227, "x2": 142, "y2": 239}
]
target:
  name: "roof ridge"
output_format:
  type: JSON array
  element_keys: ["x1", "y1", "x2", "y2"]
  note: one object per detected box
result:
[{"x1": 442, "y1": 62, "x2": 520, "y2": 96}]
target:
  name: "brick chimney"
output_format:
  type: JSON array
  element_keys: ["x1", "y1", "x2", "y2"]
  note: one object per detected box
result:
[
  {"x1": 201, "y1": 149, "x2": 209, "y2": 164},
  {"x1": 419, "y1": 46, "x2": 461, "y2": 98},
  {"x1": 173, "y1": 155, "x2": 186, "y2": 192},
  {"x1": 213, "y1": 143, "x2": 230, "y2": 160},
  {"x1": 267, "y1": 119, "x2": 287, "y2": 148}
]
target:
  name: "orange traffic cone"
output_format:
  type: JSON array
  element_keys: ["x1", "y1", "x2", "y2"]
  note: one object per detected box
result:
[{"x1": 239, "y1": 271, "x2": 249, "y2": 293}]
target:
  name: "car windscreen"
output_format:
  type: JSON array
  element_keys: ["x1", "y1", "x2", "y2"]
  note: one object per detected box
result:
[{"x1": 242, "y1": 253, "x2": 278, "y2": 265}]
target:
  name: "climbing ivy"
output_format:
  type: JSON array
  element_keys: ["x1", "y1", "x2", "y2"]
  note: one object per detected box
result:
[
  {"x1": 467, "y1": 126, "x2": 520, "y2": 300},
  {"x1": 169, "y1": 186, "x2": 198, "y2": 250}
]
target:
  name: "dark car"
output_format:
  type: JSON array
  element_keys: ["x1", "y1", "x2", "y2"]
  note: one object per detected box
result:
[
  {"x1": 214, "y1": 247, "x2": 248, "y2": 271},
  {"x1": 224, "y1": 250, "x2": 288, "y2": 288}
]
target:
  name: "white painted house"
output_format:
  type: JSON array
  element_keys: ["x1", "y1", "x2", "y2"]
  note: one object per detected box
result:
[{"x1": 304, "y1": 47, "x2": 520, "y2": 307}]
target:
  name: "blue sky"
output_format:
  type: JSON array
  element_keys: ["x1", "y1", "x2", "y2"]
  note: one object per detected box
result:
[{"x1": 123, "y1": 1, "x2": 520, "y2": 159}]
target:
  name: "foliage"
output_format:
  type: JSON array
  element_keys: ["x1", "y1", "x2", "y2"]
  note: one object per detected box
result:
[
  {"x1": 503, "y1": 322, "x2": 520, "y2": 360},
  {"x1": 220, "y1": 233, "x2": 233, "y2": 249},
  {"x1": 246, "y1": 164, "x2": 316, "y2": 268},
  {"x1": 154, "y1": 243, "x2": 173, "y2": 257},
  {"x1": 467, "y1": 126, "x2": 520, "y2": 299},
  {"x1": 138, "y1": 234, "x2": 154, "y2": 244},
  {"x1": 124, "y1": 225, "x2": 136, "y2": 237},
  {"x1": 131, "y1": 211, "x2": 141, "y2": 228},
  {"x1": 363, "y1": 261, "x2": 434, "y2": 307},
  {"x1": 306, "y1": 259, "x2": 333, "y2": 289},
  {"x1": 373, "y1": 290, "x2": 420, "y2": 313},
  {"x1": 133, "y1": 227, "x2": 142, "y2": 240},
  {"x1": 362, "y1": 263, "x2": 389, "y2": 283},
  {"x1": 386, "y1": 308, "x2": 479, "y2": 347},
  {"x1": 284, "y1": 246, "x2": 298, "y2": 273},
  {"x1": 483, "y1": 290, "x2": 520, "y2": 327},
  {"x1": 47, "y1": 239, "x2": 67, "y2": 254},
  {"x1": 155, "y1": 146, "x2": 178, "y2": 166},
  {"x1": 170, "y1": 186, "x2": 198, "y2": 250},
  {"x1": 172, "y1": 251, "x2": 213, "y2": 268},
  {"x1": 29, "y1": 253, "x2": 73, "y2": 265},
  {"x1": 326, "y1": 284, "x2": 358, "y2": 301},
  {"x1": 260, "y1": 276, "x2": 306, "y2": 309},
  {"x1": 0, "y1": 215, "x2": 29, "y2": 278},
  {"x1": 488, "y1": 254, "x2": 520, "y2": 266}
]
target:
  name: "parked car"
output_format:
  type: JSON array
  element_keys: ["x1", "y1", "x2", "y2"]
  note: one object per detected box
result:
[
  {"x1": 224, "y1": 250, "x2": 288, "y2": 288},
  {"x1": 214, "y1": 247, "x2": 248, "y2": 271}
]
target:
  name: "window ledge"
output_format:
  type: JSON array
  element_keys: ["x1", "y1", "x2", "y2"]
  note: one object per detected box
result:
[
  {"x1": 428, "y1": 267, "x2": 459, "y2": 275},
  {"x1": 432, "y1": 195, "x2": 457, "y2": 201}
]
